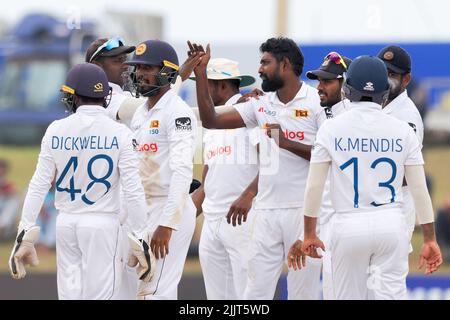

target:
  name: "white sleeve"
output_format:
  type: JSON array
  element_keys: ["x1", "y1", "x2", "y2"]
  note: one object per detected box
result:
[
  {"x1": 303, "y1": 162, "x2": 331, "y2": 218},
  {"x1": 310, "y1": 125, "x2": 332, "y2": 163},
  {"x1": 248, "y1": 127, "x2": 261, "y2": 146},
  {"x1": 160, "y1": 108, "x2": 196, "y2": 230},
  {"x1": 404, "y1": 126, "x2": 424, "y2": 166},
  {"x1": 405, "y1": 165, "x2": 434, "y2": 224},
  {"x1": 233, "y1": 99, "x2": 258, "y2": 128},
  {"x1": 19, "y1": 127, "x2": 56, "y2": 229},
  {"x1": 117, "y1": 129, "x2": 147, "y2": 238}
]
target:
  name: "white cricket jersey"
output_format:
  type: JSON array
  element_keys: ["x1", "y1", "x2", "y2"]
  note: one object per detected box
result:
[
  {"x1": 202, "y1": 94, "x2": 259, "y2": 216},
  {"x1": 317, "y1": 99, "x2": 352, "y2": 225},
  {"x1": 20, "y1": 105, "x2": 147, "y2": 236},
  {"x1": 234, "y1": 83, "x2": 322, "y2": 209},
  {"x1": 311, "y1": 101, "x2": 424, "y2": 214},
  {"x1": 130, "y1": 89, "x2": 197, "y2": 230},
  {"x1": 382, "y1": 90, "x2": 424, "y2": 145}
]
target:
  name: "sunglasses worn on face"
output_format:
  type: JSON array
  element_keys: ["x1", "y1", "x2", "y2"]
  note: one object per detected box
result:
[
  {"x1": 89, "y1": 37, "x2": 125, "y2": 63},
  {"x1": 325, "y1": 52, "x2": 348, "y2": 70}
]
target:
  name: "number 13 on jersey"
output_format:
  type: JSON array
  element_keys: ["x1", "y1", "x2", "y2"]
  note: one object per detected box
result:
[{"x1": 339, "y1": 156, "x2": 397, "y2": 208}]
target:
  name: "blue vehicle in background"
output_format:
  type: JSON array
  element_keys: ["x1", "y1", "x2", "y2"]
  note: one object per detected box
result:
[{"x1": 0, "y1": 13, "x2": 97, "y2": 145}]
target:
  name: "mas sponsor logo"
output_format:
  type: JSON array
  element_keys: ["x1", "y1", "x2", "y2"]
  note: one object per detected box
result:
[
  {"x1": 294, "y1": 109, "x2": 308, "y2": 118},
  {"x1": 408, "y1": 122, "x2": 417, "y2": 133},
  {"x1": 175, "y1": 117, "x2": 192, "y2": 131},
  {"x1": 132, "y1": 138, "x2": 139, "y2": 151},
  {"x1": 258, "y1": 106, "x2": 277, "y2": 117}
]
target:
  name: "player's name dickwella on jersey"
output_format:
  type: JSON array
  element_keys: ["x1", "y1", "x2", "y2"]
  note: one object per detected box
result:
[
  {"x1": 334, "y1": 137, "x2": 404, "y2": 153},
  {"x1": 51, "y1": 135, "x2": 119, "y2": 150}
]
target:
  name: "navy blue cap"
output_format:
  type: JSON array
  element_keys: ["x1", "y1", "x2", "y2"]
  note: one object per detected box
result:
[
  {"x1": 125, "y1": 39, "x2": 179, "y2": 70},
  {"x1": 346, "y1": 55, "x2": 389, "y2": 95},
  {"x1": 61, "y1": 63, "x2": 110, "y2": 98},
  {"x1": 377, "y1": 45, "x2": 411, "y2": 75}
]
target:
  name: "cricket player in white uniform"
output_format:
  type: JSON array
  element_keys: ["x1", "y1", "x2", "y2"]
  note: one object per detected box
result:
[
  {"x1": 8, "y1": 63, "x2": 154, "y2": 300},
  {"x1": 190, "y1": 58, "x2": 259, "y2": 299},
  {"x1": 191, "y1": 38, "x2": 322, "y2": 300},
  {"x1": 125, "y1": 40, "x2": 197, "y2": 300},
  {"x1": 298, "y1": 56, "x2": 442, "y2": 300},
  {"x1": 85, "y1": 38, "x2": 203, "y2": 299},
  {"x1": 288, "y1": 52, "x2": 352, "y2": 300},
  {"x1": 377, "y1": 45, "x2": 425, "y2": 246}
]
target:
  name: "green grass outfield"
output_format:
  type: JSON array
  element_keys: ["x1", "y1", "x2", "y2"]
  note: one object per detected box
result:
[{"x1": 1, "y1": 144, "x2": 449, "y2": 275}]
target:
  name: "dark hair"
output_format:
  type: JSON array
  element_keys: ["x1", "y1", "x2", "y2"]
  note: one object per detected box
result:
[
  {"x1": 260, "y1": 37, "x2": 304, "y2": 76},
  {"x1": 212, "y1": 79, "x2": 240, "y2": 92}
]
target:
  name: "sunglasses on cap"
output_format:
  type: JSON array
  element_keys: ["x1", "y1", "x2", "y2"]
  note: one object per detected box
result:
[
  {"x1": 325, "y1": 52, "x2": 348, "y2": 70},
  {"x1": 89, "y1": 37, "x2": 125, "y2": 63}
]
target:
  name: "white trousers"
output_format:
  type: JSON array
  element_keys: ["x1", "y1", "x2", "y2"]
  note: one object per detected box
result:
[
  {"x1": 56, "y1": 212, "x2": 121, "y2": 300},
  {"x1": 199, "y1": 213, "x2": 255, "y2": 300},
  {"x1": 244, "y1": 207, "x2": 322, "y2": 300},
  {"x1": 402, "y1": 186, "x2": 415, "y2": 253},
  {"x1": 113, "y1": 223, "x2": 139, "y2": 300},
  {"x1": 320, "y1": 217, "x2": 335, "y2": 300},
  {"x1": 138, "y1": 197, "x2": 196, "y2": 300},
  {"x1": 330, "y1": 210, "x2": 409, "y2": 300}
]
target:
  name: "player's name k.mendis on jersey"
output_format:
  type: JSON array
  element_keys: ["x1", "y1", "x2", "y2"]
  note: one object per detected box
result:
[
  {"x1": 51, "y1": 135, "x2": 119, "y2": 150},
  {"x1": 334, "y1": 137, "x2": 404, "y2": 153}
]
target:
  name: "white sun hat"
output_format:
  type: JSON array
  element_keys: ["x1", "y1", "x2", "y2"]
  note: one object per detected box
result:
[{"x1": 190, "y1": 58, "x2": 256, "y2": 87}]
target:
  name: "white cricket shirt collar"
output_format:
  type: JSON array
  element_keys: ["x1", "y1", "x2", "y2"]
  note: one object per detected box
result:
[
  {"x1": 382, "y1": 90, "x2": 408, "y2": 114},
  {"x1": 269, "y1": 81, "x2": 308, "y2": 106}
]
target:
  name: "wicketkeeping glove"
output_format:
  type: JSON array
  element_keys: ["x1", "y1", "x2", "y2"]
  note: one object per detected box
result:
[
  {"x1": 127, "y1": 233, "x2": 156, "y2": 282},
  {"x1": 9, "y1": 226, "x2": 40, "y2": 280}
]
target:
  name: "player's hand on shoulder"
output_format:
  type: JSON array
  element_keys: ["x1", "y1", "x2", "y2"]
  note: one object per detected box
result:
[
  {"x1": 287, "y1": 239, "x2": 306, "y2": 270},
  {"x1": 301, "y1": 236, "x2": 325, "y2": 259},
  {"x1": 236, "y1": 88, "x2": 265, "y2": 103},
  {"x1": 151, "y1": 226, "x2": 173, "y2": 259},
  {"x1": 9, "y1": 226, "x2": 40, "y2": 280},
  {"x1": 419, "y1": 241, "x2": 443, "y2": 275}
]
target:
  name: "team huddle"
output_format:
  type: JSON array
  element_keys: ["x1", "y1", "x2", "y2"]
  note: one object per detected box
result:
[{"x1": 8, "y1": 36, "x2": 443, "y2": 300}]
